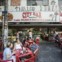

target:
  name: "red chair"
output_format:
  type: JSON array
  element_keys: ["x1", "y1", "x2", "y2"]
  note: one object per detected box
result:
[
  {"x1": 25, "y1": 56, "x2": 35, "y2": 62},
  {"x1": 18, "y1": 52, "x2": 35, "y2": 62},
  {"x1": 0, "y1": 52, "x2": 3, "y2": 59},
  {"x1": 18, "y1": 55, "x2": 35, "y2": 62},
  {"x1": 0, "y1": 60, "x2": 13, "y2": 62}
]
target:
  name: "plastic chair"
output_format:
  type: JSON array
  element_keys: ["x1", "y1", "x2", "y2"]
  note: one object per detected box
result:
[
  {"x1": 25, "y1": 55, "x2": 35, "y2": 62},
  {"x1": 0, "y1": 60, "x2": 13, "y2": 62},
  {"x1": 18, "y1": 53, "x2": 35, "y2": 62},
  {"x1": 0, "y1": 52, "x2": 3, "y2": 59}
]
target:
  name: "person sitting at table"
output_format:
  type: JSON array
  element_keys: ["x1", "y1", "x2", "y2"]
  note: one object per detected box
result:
[
  {"x1": 14, "y1": 38, "x2": 22, "y2": 50},
  {"x1": 29, "y1": 42, "x2": 39, "y2": 54},
  {"x1": 3, "y1": 42, "x2": 16, "y2": 62}
]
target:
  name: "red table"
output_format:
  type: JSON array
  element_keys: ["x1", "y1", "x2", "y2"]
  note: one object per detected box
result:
[{"x1": 15, "y1": 48, "x2": 34, "y2": 62}]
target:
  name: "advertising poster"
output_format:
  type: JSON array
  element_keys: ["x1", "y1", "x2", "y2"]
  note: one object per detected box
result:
[{"x1": 11, "y1": 0, "x2": 21, "y2": 6}]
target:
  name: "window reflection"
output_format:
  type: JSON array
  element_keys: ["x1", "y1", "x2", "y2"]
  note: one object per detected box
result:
[
  {"x1": 58, "y1": 0, "x2": 62, "y2": 11},
  {"x1": 27, "y1": 0, "x2": 49, "y2": 6}
]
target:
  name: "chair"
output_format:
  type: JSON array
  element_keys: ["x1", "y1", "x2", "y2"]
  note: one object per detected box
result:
[
  {"x1": 0, "y1": 52, "x2": 3, "y2": 59},
  {"x1": 0, "y1": 40, "x2": 3, "y2": 51},
  {"x1": 0, "y1": 60, "x2": 13, "y2": 62},
  {"x1": 18, "y1": 53, "x2": 35, "y2": 62},
  {"x1": 25, "y1": 55, "x2": 35, "y2": 62}
]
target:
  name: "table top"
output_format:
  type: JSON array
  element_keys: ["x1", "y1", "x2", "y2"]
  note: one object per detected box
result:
[{"x1": 15, "y1": 48, "x2": 33, "y2": 58}]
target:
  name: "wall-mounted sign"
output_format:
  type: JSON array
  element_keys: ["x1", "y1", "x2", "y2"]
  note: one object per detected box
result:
[
  {"x1": 3, "y1": 11, "x2": 59, "y2": 22},
  {"x1": 0, "y1": 13, "x2": 13, "y2": 21},
  {"x1": 22, "y1": 12, "x2": 41, "y2": 18},
  {"x1": 8, "y1": 6, "x2": 40, "y2": 12},
  {"x1": 21, "y1": 12, "x2": 55, "y2": 22}
]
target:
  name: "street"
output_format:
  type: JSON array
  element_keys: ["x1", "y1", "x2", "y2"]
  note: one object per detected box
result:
[{"x1": 37, "y1": 41, "x2": 62, "y2": 62}]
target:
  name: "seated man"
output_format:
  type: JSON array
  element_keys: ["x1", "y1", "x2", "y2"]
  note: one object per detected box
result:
[
  {"x1": 3, "y1": 42, "x2": 16, "y2": 62},
  {"x1": 29, "y1": 42, "x2": 39, "y2": 54}
]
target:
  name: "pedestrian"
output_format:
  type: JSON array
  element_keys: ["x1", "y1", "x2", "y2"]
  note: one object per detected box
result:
[{"x1": 29, "y1": 30, "x2": 33, "y2": 39}]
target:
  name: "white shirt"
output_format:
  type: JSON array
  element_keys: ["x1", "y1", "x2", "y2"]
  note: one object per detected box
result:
[
  {"x1": 15, "y1": 43, "x2": 22, "y2": 50},
  {"x1": 29, "y1": 32, "x2": 32, "y2": 38},
  {"x1": 3, "y1": 47, "x2": 16, "y2": 62},
  {"x1": 3, "y1": 48, "x2": 12, "y2": 60}
]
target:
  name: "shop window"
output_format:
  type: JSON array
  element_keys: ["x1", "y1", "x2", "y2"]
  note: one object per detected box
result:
[
  {"x1": 27, "y1": 0, "x2": 49, "y2": 6},
  {"x1": 27, "y1": 0, "x2": 41, "y2": 6},
  {"x1": 58, "y1": 0, "x2": 62, "y2": 11},
  {"x1": 42, "y1": 0, "x2": 49, "y2": 6}
]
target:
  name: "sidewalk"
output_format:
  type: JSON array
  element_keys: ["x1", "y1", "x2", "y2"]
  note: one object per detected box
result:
[{"x1": 37, "y1": 41, "x2": 62, "y2": 62}]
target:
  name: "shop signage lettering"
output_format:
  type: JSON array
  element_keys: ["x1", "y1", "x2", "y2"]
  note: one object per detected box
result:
[
  {"x1": 8, "y1": 6, "x2": 40, "y2": 12},
  {"x1": 22, "y1": 12, "x2": 41, "y2": 18},
  {"x1": 15, "y1": 6, "x2": 35, "y2": 11}
]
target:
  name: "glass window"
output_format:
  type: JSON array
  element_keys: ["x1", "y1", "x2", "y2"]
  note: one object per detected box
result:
[
  {"x1": 27, "y1": 0, "x2": 42, "y2": 6},
  {"x1": 0, "y1": 0, "x2": 4, "y2": 6},
  {"x1": 42, "y1": 0, "x2": 49, "y2": 6},
  {"x1": 58, "y1": 0, "x2": 62, "y2": 11},
  {"x1": 27, "y1": 0, "x2": 49, "y2": 6}
]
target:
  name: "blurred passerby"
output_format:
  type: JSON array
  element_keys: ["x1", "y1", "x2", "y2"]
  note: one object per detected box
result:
[{"x1": 29, "y1": 30, "x2": 33, "y2": 39}]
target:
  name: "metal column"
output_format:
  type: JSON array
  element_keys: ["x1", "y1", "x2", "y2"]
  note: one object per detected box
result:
[{"x1": 2, "y1": 0, "x2": 8, "y2": 48}]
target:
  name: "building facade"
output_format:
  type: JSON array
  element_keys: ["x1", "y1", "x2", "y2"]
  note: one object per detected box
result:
[{"x1": 0, "y1": 0, "x2": 62, "y2": 36}]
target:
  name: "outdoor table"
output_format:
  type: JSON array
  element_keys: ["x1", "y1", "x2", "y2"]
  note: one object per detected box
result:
[{"x1": 15, "y1": 48, "x2": 33, "y2": 62}]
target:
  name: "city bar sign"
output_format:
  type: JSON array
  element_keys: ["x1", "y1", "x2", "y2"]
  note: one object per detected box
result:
[
  {"x1": 21, "y1": 12, "x2": 59, "y2": 22},
  {"x1": 22, "y1": 12, "x2": 41, "y2": 18},
  {"x1": 6, "y1": 11, "x2": 59, "y2": 22}
]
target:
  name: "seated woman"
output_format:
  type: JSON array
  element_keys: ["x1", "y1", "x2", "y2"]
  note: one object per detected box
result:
[
  {"x1": 14, "y1": 38, "x2": 22, "y2": 50},
  {"x1": 3, "y1": 42, "x2": 16, "y2": 62}
]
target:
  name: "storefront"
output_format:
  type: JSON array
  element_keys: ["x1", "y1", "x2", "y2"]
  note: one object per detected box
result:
[{"x1": 0, "y1": 0, "x2": 62, "y2": 41}]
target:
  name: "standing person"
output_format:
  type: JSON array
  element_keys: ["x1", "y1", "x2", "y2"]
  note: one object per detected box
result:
[
  {"x1": 16, "y1": 31, "x2": 24, "y2": 43},
  {"x1": 16, "y1": 31, "x2": 19, "y2": 39},
  {"x1": 55, "y1": 34, "x2": 61, "y2": 46},
  {"x1": 29, "y1": 29, "x2": 33, "y2": 39},
  {"x1": 3, "y1": 42, "x2": 16, "y2": 62},
  {"x1": 19, "y1": 31, "x2": 24, "y2": 43}
]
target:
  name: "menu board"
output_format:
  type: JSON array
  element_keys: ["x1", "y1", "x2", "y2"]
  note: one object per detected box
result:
[{"x1": 11, "y1": 0, "x2": 21, "y2": 6}]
